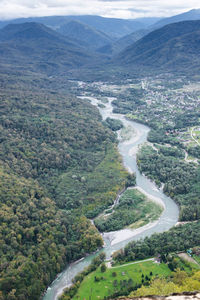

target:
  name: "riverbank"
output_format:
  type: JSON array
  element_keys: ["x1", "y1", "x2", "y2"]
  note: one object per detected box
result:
[
  {"x1": 103, "y1": 220, "x2": 159, "y2": 246},
  {"x1": 95, "y1": 188, "x2": 163, "y2": 238}
]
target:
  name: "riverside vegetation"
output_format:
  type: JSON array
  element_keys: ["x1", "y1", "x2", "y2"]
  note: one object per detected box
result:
[
  {"x1": 94, "y1": 189, "x2": 162, "y2": 232},
  {"x1": 137, "y1": 145, "x2": 200, "y2": 221}
]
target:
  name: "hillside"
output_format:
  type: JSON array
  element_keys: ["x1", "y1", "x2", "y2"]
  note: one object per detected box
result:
[
  {"x1": 113, "y1": 29, "x2": 150, "y2": 53},
  {"x1": 0, "y1": 22, "x2": 97, "y2": 74},
  {"x1": 58, "y1": 20, "x2": 113, "y2": 50},
  {"x1": 116, "y1": 20, "x2": 200, "y2": 72}
]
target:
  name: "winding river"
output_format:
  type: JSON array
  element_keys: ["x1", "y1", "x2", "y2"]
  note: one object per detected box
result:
[{"x1": 43, "y1": 95, "x2": 179, "y2": 300}]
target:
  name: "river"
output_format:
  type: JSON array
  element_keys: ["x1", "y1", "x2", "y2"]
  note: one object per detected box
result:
[{"x1": 43, "y1": 95, "x2": 179, "y2": 300}]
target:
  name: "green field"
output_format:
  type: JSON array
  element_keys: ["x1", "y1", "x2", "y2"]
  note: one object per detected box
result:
[{"x1": 72, "y1": 260, "x2": 171, "y2": 300}]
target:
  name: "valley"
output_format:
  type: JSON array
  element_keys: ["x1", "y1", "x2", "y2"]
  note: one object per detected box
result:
[{"x1": 0, "y1": 8, "x2": 200, "y2": 300}]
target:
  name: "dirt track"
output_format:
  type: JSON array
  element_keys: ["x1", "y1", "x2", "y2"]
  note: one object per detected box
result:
[{"x1": 178, "y1": 253, "x2": 199, "y2": 265}]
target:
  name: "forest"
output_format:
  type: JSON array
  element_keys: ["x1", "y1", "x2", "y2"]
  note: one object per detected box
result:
[
  {"x1": 137, "y1": 145, "x2": 200, "y2": 221},
  {"x1": 0, "y1": 71, "x2": 128, "y2": 299}
]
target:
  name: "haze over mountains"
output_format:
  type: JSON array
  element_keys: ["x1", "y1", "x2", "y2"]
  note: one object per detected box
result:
[
  {"x1": 0, "y1": 8, "x2": 200, "y2": 75},
  {"x1": 0, "y1": 15, "x2": 148, "y2": 39}
]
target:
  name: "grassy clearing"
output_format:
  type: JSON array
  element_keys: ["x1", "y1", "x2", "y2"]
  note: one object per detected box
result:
[
  {"x1": 71, "y1": 256, "x2": 200, "y2": 300},
  {"x1": 72, "y1": 260, "x2": 171, "y2": 300}
]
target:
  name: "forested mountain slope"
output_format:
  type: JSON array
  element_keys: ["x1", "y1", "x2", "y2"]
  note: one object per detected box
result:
[
  {"x1": 0, "y1": 22, "x2": 97, "y2": 74},
  {"x1": 116, "y1": 20, "x2": 200, "y2": 72}
]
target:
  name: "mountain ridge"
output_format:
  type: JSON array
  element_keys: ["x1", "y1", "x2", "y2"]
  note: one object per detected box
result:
[
  {"x1": 152, "y1": 8, "x2": 200, "y2": 29},
  {"x1": 116, "y1": 20, "x2": 200, "y2": 72},
  {"x1": 57, "y1": 20, "x2": 114, "y2": 50},
  {"x1": 0, "y1": 15, "x2": 147, "y2": 39}
]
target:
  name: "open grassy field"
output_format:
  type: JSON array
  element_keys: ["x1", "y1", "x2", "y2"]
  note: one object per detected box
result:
[{"x1": 72, "y1": 260, "x2": 171, "y2": 300}]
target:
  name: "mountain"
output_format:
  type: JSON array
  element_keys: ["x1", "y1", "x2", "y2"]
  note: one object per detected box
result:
[
  {"x1": 97, "y1": 29, "x2": 150, "y2": 55},
  {"x1": 116, "y1": 20, "x2": 200, "y2": 72},
  {"x1": 134, "y1": 17, "x2": 162, "y2": 27},
  {"x1": 152, "y1": 8, "x2": 200, "y2": 29},
  {"x1": 57, "y1": 20, "x2": 114, "y2": 50},
  {"x1": 0, "y1": 22, "x2": 97, "y2": 74},
  {"x1": 0, "y1": 15, "x2": 146, "y2": 39},
  {"x1": 113, "y1": 29, "x2": 150, "y2": 53},
  {"x1": 66, "y1": 15, "x2": 144, "y2": 38}
]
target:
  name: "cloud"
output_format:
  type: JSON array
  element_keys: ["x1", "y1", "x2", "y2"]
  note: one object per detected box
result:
[{"x1": 0, "y1": 0, "x2": 199, "y2": 20}]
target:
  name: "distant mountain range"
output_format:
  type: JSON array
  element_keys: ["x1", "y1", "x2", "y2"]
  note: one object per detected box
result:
[
  {"x1": 0, "y1": 9, "x2": 200, "y2": 58},
  {"x1": 0, "y1": 15, "x2": 147, "y2": 39},
  {"x1": 1, "y1": 9, "x2": 200, "y2": 75},
  {"x1": 116, "y1": 20, "x2": 200, "y2": 72}
]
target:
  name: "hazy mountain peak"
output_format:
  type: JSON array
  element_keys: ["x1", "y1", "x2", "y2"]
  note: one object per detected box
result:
[{"x1": 152, "y1": 8, "x2": 200, "y2": 29}]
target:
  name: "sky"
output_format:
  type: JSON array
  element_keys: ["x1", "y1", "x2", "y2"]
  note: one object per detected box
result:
[{"x1": 0, "y1": 0, "x2": 200, "y2": 20}]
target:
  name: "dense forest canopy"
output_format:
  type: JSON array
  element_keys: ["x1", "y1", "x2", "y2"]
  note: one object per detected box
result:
[
  {"x1": 0, "y1": 71, "x2": 128, "y2": 299},
  {"x1": 137, "y1": 145, "x2": 200, "y2": 221}
]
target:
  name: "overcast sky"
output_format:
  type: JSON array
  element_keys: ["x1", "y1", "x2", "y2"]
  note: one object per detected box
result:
[{"x1": 0, "y1": 0, "x2": 200, "y2": 20}]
